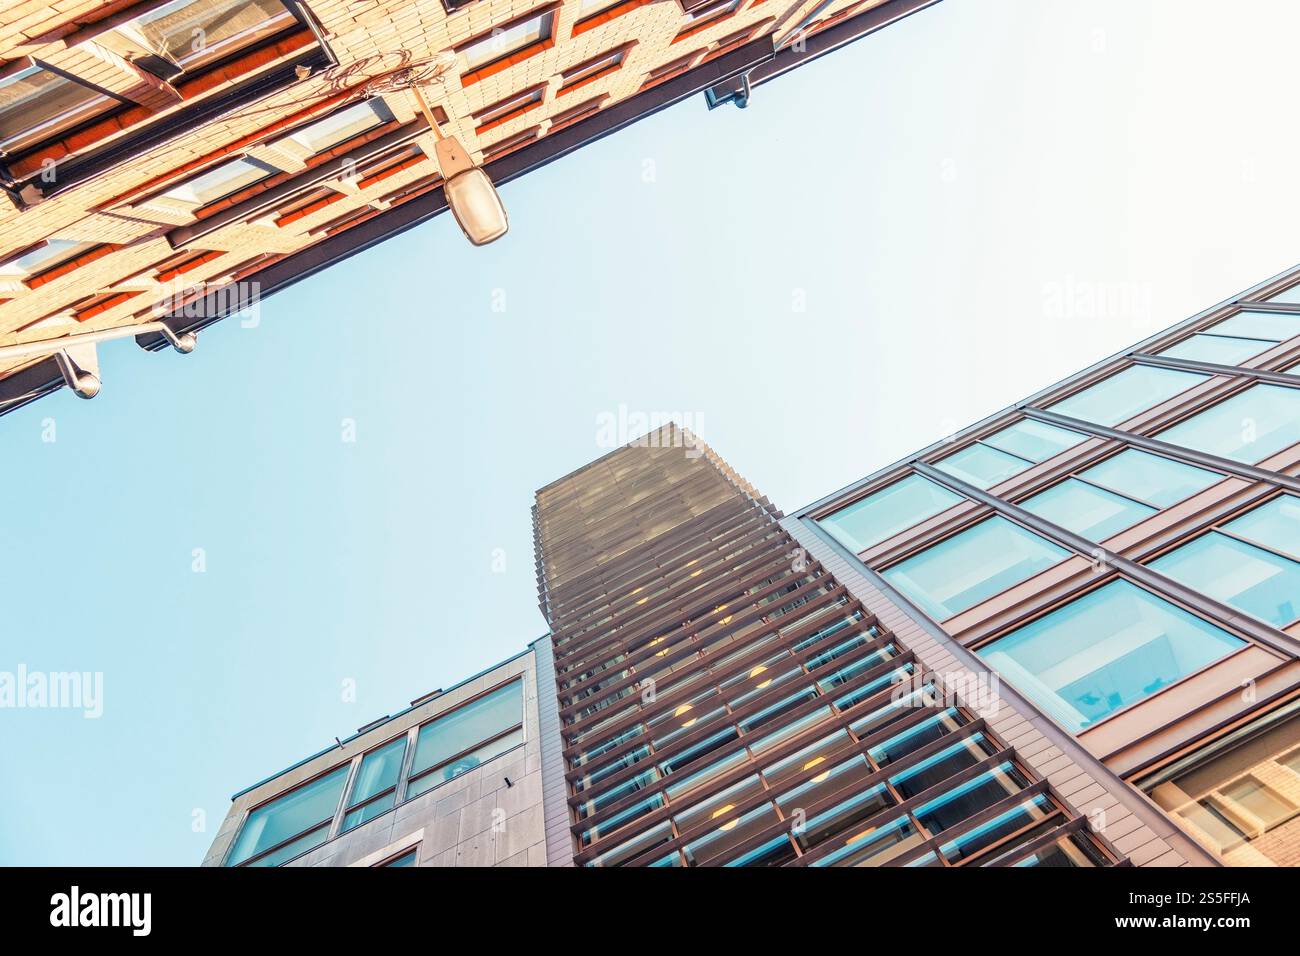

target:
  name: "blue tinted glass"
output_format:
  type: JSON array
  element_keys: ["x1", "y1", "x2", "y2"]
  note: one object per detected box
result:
[
  {"x1": 349, "y1": 737, "x2": 406, "y2": 807},
  {"x1": 228, "y1": 764, "x2": 350, "y2": 865},
  {"x1": 1019, "y1": 478, "x2": 1154, "y2": 541},
  {"x1": 935, "y1": 443, "x2": 1030, "y2": 489},
  {"x1": 1079, "y1": 449, "x2": 1220, "y2": 508},
  {"x1": 1267, "y1": 285, "x2": 1300, "y2": 305},
  {"x1": 980, "y1": 580, "x2": 1243, "y2": 731},
  {"x1": 1157, "y1": 384, "x2": 1300, "y2": 464},
  {"x1": 1209, "y1": 310, "x2": 1300, "y2": 341},
  {"x1": 982, "y1": 419, "x2": 1085, "y2": 463},
  {"x1": 818, "y1": 474, "x2": 963, "y2": 552},
  {"x1": 883, "y1": 516, "x2": 1067, "y2": 620},
  {"x1": 1223, "y1": 494, "x2": 1300, "y2": 561},
  {"x1": 1050, "y1": 366, "x2": 1206, "y2": 426},
  {"x1": 1159, "y1": 334, "x2": 1273, "y2": 365},
  {"x1": 1151, "y1": 533, "x2": 1300, "y2": 628}
]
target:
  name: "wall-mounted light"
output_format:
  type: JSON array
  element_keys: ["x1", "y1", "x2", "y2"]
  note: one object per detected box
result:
[{"x1": 0, "y1": 319, "x2": 195, "y2": 401}]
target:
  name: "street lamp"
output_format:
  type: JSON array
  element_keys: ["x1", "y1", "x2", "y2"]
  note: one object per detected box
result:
[{"x1": 411, "y1": 86, "x2": 508, "y2": 246}]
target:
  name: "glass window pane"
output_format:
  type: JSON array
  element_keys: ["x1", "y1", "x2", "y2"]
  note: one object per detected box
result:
[
  {"x1": 1209, "y1": 310, "x2": 1300, "y2": 342},
  {"x1": 0, "y1": 65, "x2": 113, "y2": 154},
  {"x1": 1078, "y1": 449, "x2": 1220, "y2": 508},
  {"x1": 1159, "y1": 334, "x2": 1273, "y2": 366},
  {"x1": 380, "y1": 848, "x2": 418, "y2": 867},
  {"x1": 1267, "y1": 285, "x2": 1300, "y2": 305},
  {"x1": 982, "y1": 420, "x2": 1086, "y2": 463},
  {"x1": 164, "y1": 155, "x2": 278, "y2": 205},
  {"x1": 1222, "y1": 494, "x2": 1300, "y2": 561},
  {"x1": 2, "y1": 239, "x2": 98, "y2": 278},
  {"x1": 1019, "y1": 478, "x2": 1154, "y2": 541},
  {"x1": 410, "y1": 681, "x2": 523, "y2": 780},
  {"x1": 463, "y1": 14, "x2": 552, "y2": 70},
  {"x1": 1157, "y1": 384, "x2": 1300, "y2": 464},
  {"x1": 980, "y1": 580, "x2": 1243, "y2": 731},
  {"x1": 227, "y1": 764, "x2": 349, "y2": 865},
  {"x1": 287, "y1": 99, "x2": 390, "y2": 152},
  {"x1": 1146, "y1": 706, "x2": 1300, "y2": 865},
  {"x1": 348, "y1": 737, "x2": 406, "y2": 807},
  {"x1": 883, "y1": 516, "x2": 1068, "y2": 621},
  {"x1": 934, "y1": 443, "x2": 1030, "y2": 489},
  {"x1": 120, "y1": 0, "x2": 296, "y2": 71},
  {"x1": 1049, "y1": 366, "x2": 1207, "y2": 427},
  {"x1": 818, "y1": 474, "x2": 963, "y2": 553},
  {"x1": 1151, "y1": 533, "x2": 1300, "y2": 628}
]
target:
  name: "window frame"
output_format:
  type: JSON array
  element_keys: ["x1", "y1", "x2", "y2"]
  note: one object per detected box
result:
[
  {"x1": 404, "y1": 678, "x2": 528, "y2": 799},
  {"x1": 454, "y1": 5, "x2": 561, "y2": 86},
  {"x1": 557, "y1": 43, "x2": 635, "y2": 97}
]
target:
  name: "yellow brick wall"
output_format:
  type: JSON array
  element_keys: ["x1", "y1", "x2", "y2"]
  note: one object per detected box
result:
[{"x1": 0, "y1": 0, "x2": 878, "y2": 378}]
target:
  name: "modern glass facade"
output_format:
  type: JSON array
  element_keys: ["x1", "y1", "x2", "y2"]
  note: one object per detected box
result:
[{"x1": 800, "y1": 267, "x2": 1300, "y2": 867}]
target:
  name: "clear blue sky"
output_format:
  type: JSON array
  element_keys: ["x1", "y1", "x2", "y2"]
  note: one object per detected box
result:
[{"x1": 3, "y1": 0, "x2": 1299, "y2": 865}]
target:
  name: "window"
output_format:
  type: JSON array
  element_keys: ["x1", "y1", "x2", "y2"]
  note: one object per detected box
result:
[
  {"x1": 482, "y1": 126, "x2": 540, "y2": 160},
  {"x1": 97, "y1": 0, "x2": 300, "y2": 79},
  {"x1": 573, "y1": 0, "x2": 651, "y2": 34},
  {"x1": 1076, "y1": 448, "x2": 1221, "y2": 508},
  {"x1": 1020, "y1": 479, "x2": 1154, "y2": 542},
  {"x1": 1267, "y1": 285, "x2": 1300, "y2": 305},
  {"x1": 980, "y1": 580, "x2": 1244, "y2": 731},
  {"x1": 226, "y1": 764, "x2": 350, "y2": 866},
  {"x1": 0, "y1": 64, "x2": 118, "y2": 156},
  {"x1": 340, "y1": 737, "x2": 407, "y2": 833},
  {"x1": 271, "y1": 184, "x2": 344, "y2": 226},
  {"x1": 882, "y1": 516, "x2": 1068, "y2": 621},
  {"x1": 1208, "y1": 310, "x2": 1300, "y2": 342},
  {"x1": 935, "y1": 420, "x2": 1085, "y2": 489},
  {"x1": 474, "y1": 86, "x2": 546, "y2": 134},
  {"x1": 282, "y1": 98, "x2": 393, "y2": 153},
  {"x1": 550, "y1": 95, "x2": 607, "y2": 134},
  {"x1": 1160, "y1": 310, "x2": 1300, "y2": 365},
  {"x1": 558, "y1": 46, "x2": 631, "y2": 96},
  {"x1": 162, "y1": 155, "x2": 279, "y2": 207},
  {"x1": 0, "y1": 239, "x2": 101, "y2": 282},
  {"x1": 1150, "y1": 495, "x2": 1300, "y2": 628},
  {"x1": 1144, "y1": 703, "x2": 1300, "y2": 865},
  {"x1": 1157, "y1": 384, "x2": 1300, "y2": 464},
  {"x1": 405, "y1": 680, "x2": 524, "y2": 799},
  {"x1": 376, "y1": 847, "x2": 418, "y2": 867},
  {"x1": 674, "y1": 0, "x2": 742, "y2": 42},
  {"x1": 640, "y1": 51, "x2": 703, "y2": 89},
  {"x1": 1048, "y1": 365, "x2": 1207, "y2": 427},
  {"x1": 818, "y1": 474, "x2": 963, "y2": 553},
  {"x1": 1019, "y1": 450, "x2": 1220, "y2": 541},
  {"x1": 1160, "y1": 334, "x2": 1275, "y2": 366},
  {"x1": 457, "y1": 7, "x2": 558, "y2": 82}
]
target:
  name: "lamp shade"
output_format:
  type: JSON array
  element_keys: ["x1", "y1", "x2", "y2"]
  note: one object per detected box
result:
[{"x1": 444, "y1": 168, "x2": 509, "y2": 246}]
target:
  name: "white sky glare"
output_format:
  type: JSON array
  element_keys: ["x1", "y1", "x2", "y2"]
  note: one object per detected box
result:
[{"x1": 2, "y1": 0, "x2": 1299, "y2": 864}]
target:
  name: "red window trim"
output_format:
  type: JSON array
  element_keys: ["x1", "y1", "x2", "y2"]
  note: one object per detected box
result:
[
  {"x1": 23, "y1": 244, "x2": 121, "y2": 290},
  {"x1": 571, "y1": 0, "x2": 653, "y2": 37},
  {"x1": 74, "y1": 289, "x2": 144, "y2": 322},
  {"x1": 549, "y1": 94, "x2": 609, "y2": 134},
  {"x1": 456, "y1": 4, "x2": 562, "y2": 87},
  {"x1": 473, "y1": 84, "x2": 549, "y2": 135},
  {"x1": 557, "y1": 42, "x2": 635, "y2": 97},
  {"x1": 155, "y1": 248, "x2": 225, "y2": 281}
]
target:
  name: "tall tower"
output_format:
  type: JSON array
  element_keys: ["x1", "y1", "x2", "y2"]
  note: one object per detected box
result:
[{"x1": 531, "y1": 425, "x2": 1139, "y2": 866}]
